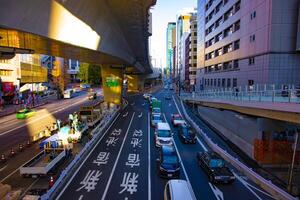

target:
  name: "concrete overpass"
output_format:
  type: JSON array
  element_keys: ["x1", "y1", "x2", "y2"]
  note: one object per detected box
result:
[{"x1": 0, "y1": 0, "x2": 157, "y2": 104}]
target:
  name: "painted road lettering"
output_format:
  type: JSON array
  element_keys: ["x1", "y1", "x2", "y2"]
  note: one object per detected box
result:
[
  {"x1": 77, "y1": 170, "x2": 102, "y2": 192},
  {"x1": 119, "y1": 172, "x2": 139, "y2": 195},
  {"x1": 125, "y1": 153, "x2": 140, "y2": 168},
  {"x1": 93, "y1": 152, "x2": 110, "y2": 166}
]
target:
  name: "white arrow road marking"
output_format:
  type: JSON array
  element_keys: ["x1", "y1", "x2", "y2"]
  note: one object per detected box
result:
[
  {"x1": 131, "y1": 102, "x2": 135, "y2": 106},
  {"x1": 168, "y1": 103, "x2": 172, "y2": 107},
  {"x1": 123, "y1": 112, "x2": 128, "y2": 117},
  {"x1": 233, "y1": 172, "x2": 274, "y2": 200},
  {"x1": 138, "y1": 112, "x2": 143, "y2": 118},
  {"x1": 78, "y1": 195, "x2": 84, "y2": 200},
  {"x1": 0, "y1": 165, "x2": 7, "y2": 172},
  {"x1": 209, "y1": 183, "x2": 224, "y2": 200}
]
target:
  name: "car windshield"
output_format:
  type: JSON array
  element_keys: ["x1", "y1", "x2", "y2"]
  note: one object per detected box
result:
[
  {"x1": 153, "y1": 108, "x2": 160, "y2": 113},
  {"x1": 157, "y1": 130, "x2": 171, "y2": 137},
  {"x1": 153, "y1": 115, "x2": 161, "y2": 120},
  {"x1": 163, "y1": 155, "x2": 178, "y2": 164},
  {"x1": 209, "y1": 159, "x2": 225, "y2": 168}
]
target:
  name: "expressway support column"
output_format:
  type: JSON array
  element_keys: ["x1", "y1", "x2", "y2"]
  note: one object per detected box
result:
[
  {"x1": 101, "y1": 65, "x2": 124, "y2": 106},
  {"x1": 127, "y1": 75, "x2": 140, "y2": 92}
]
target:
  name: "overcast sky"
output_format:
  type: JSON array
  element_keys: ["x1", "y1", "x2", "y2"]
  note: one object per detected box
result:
[{"x1": 150, "y1": 0, "x2": 197, "y2": 69}]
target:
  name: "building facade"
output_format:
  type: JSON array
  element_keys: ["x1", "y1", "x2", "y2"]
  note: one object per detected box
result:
[
  {"x1": 176, "y1": 8, "x2": 197, "y2": 79},
  {"x1": 196, "y1": 0, "x2": 300, "y2": 91},
  {"x1": 189, "y1": 14, "x2": 198, "y2": 89},
  {"x1": 166, "y1": 22, "x2": 176, "y2": 76}
]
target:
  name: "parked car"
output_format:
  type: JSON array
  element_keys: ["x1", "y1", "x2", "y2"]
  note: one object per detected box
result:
[
  {"x1": 155, "y1": 122, "x2": 173, "y2": 147},
  {"x1": 157, "y1": 145, "x2": 180, "y2": 179},
  {"x1": 151, "y1": 113, "x2": 163, "y2": 127},
  {"x1": 178, "y1": 124, "x2": 196, "y2": 144},
  {"x1": 197, "y1": 151, "x2": 235, "y2": 184},
  {"x1": 164, "y1": 179, "x2": 197, "y2": 200},
  {"x1": 152, "y1": 107, "x2": 161, "y2": 115},
  {"x1": 171, "y1": 114, "x2": 186, "y2": 127},
  {"x1": 16, "y1": 108, "x2": 35, "y2": 119}
]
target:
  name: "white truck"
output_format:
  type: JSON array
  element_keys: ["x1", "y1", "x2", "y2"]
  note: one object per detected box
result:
[{"x1": 20, "y1": 149, "x2": 67, "y2": 177}]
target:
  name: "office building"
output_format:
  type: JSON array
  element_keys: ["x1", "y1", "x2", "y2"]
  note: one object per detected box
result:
[
  {"x1": 166, "y1": 22, "x2": 176, "y2": 76},
  {"x1": 196, "y1": 0, "x2": 300, "y2": 91}
]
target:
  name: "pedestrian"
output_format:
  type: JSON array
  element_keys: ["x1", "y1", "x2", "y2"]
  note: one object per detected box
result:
[{"x1": 235, "y1": 87, "x2": 239, "y2": 97}]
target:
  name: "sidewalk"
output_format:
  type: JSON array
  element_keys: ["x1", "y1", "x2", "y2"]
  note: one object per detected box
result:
[{"x1": 0, "y1": 94, "x2": 57, "y2": 118}]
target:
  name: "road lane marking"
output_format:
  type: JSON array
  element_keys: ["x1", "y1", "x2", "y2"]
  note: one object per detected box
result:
[
  {"x1": 101, "y1": 113, "x2": 135, "y2": 200},
  {"x1": 138, "y1": 112, "x2": 143, "y2": 118},
  {"x1": 123, "y1": 112, "x2": 129, "y2": 117},
  {"x1": 196, "y1": 137, "x2": 208, "y2": 152},
  {"x1": 131, "y1": 102, "x2": 135, "y2": 106},
  {"x1": 209, "y1": 183, "x2": 224, "y2": 200},
  {"x1": 21, "y1": 178, "x2": 40, "y2": 198},
  {"x1": 78, "y1": 195, "x2": 84, "y2": 200},
  {"x1": 147, "y1": 112, "x2": 151, "y2": 200},
  {"x1": 233, "y1": 171, "x2": 272, "y2": 200},
  {"x1": 0, "y1": 97, "x2": 87, "y2": 137},
  {"x1": 0, "y1": 165, "x2": 7, "y2": 172},
  {"x1": 56, "y1": 113, "x2": 121, "y2": 199}
]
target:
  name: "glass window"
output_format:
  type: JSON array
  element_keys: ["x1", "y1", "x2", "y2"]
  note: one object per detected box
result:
[{"x1": 209, "y1": 159, "x2": 225, "y2": 168}]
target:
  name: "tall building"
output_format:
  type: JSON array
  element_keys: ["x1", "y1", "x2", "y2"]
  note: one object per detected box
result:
[
  {"x1": 166, "y1": 22, "x2": 176, "y2": 76},
  {"x1": 176, "y1": 8, "x2": 197, "y2": 80},
  {"x1": 189, "y1": 14, "x2": 198, "y2": 89},
  {"x1": 196, "y1": 0, "x2": 300, "y2": 91}
]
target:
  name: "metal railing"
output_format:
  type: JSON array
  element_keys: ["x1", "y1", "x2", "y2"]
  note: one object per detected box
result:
[{"x1": 180, "y1": 89, "x2": 300, "y2": 104}]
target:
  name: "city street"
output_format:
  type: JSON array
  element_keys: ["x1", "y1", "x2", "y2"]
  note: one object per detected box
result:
[
  {"x1": 0, "y1": 90, "x2": 101, "y2": 188},
  {"x1": 56, "y1": 89, "x2": 276, "y2": 200}
]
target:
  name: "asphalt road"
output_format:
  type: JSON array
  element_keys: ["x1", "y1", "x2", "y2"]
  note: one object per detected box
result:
[
  {"x1": 0, "y1": 90, "x2": 101, "y2": 191},
  {"x1": 56, "y1": 89, "x2": 276, "y2": 200}
]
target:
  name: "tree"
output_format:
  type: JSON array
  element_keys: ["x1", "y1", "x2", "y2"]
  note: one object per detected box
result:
[{"x1": 78, "y1": 63, "x2": 101, "y2": 85}]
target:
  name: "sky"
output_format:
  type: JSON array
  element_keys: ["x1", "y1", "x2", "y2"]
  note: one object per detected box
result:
[{"x1": 150, "y1": 0, "x2": 197, "y2": 69}]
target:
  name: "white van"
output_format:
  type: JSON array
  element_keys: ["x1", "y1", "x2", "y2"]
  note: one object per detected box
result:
[
  {"x1": 155, "y1": 122, "x2": 173, "y2": 147},
  {"x1": 164, "y1": 180, "x2": 197, "y2": 200},
  {"x1": 63, "y1": 89, "x2": 74, "y2": 99}
]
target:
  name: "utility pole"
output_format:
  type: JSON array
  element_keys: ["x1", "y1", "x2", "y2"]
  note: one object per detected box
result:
[{"x1": 288, "y1": 129, "x2": 299, "y2": 192}]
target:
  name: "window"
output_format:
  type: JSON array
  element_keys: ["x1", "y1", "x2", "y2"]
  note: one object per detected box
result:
[
  {"x1": 233, "y1": 60, "x2": 239, "y2": 68},
  {"x1": 224, "y1": 7, "x2": 234, "y2": 21},
  {"x1": 215, "y1": 48, "x2": 223, "y2": 57},
  {"x1": 194, "y1": 24, "x2": 197, "y2": 29},
  {"x1": 222, "y1": 78, "x2": 226, "y2": 87},
  {"x1": 210, "y1": 79, "x2": 213, "y2": 86},
  {"x1": 234, "y1": 40, "x2": 240, "y2": 50},
  {"x1": 215, "y1": 17, "x2": 222, "y2": 28},
  {"x1": 250, "y1": 11, "x2": 256, "y2": 20},
  {"x1": 214, "y1": 79, "x2": 217, "y2": 86},
  {"x1": 194, "y1": 32, "x2": 197, "y2": 37},
  {"x1": 0, "y1": 70, "x2": 12, "y2": 76},
  {"x1": 215, "y1": 32, "x2": 223, "y2": 42},
  {"x1": 218, "y1": 79, "x2": 221, "y2": 87},
  {"x1": 224, "y1": 25, "x2": 233, "y2": 38},
  {"x1": 193, "y1": 55, "x2": 197, "y2": 59},
  {"x1": 193, "y1": 40, "x2": 197, "y2": 44},
  {"x1": 234, "y1": 20, "x2": 240, "y2": 31},
  {"x1": 233, "y1": 78, "x2": 237, "y2": 87},
  {"x1": 227, "y1": 78, "x2": 231, "y2": 87},
  {"x1": 235, "y1": 1, "x2": 241, "y2": 12},
  {"x1": 223, "y1": 0, "x2": 229, "y2": 5},
  {"x1": 249, "y1": 57, "x2": 255, "y2": 65},
  {"x1": 223, "y1": 43, "x2": 233, "y2": 54},
  {"x1": 223, "y1": 61, "x2": 232, "y2": 70},
  {"x1": 250, "y1": 34, "x2": 256, "y2": 42},
  {"x1": 215, "y1": 2, "x2": 222, "y2": 13},
  {"x1": 193, "y1": 48, "x2": 197, "y2": 51}
]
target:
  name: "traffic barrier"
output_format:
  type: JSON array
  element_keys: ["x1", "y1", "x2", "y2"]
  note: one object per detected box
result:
[
  {"x1": 41, "y1": 107, "x2": 120, "y2": 200},
  {"x1": 179, "y1": 98, "x2": 298, "y2": 200}
]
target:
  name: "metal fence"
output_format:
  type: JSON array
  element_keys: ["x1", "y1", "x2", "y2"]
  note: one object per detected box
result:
[{"x1": 181, "y1": 89, "x2": 300, "y2": 103}]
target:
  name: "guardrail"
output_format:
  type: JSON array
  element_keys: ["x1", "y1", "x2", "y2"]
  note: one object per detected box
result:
[
  {"x1": 41, "y1": 106, "x2": 119, "y2": 200},
  {"x1": 179, "y1": 98, "x2": 298, "y2": 200},
  {"x1": 181, "y1": 89, "x2": 300, "y2": 104}
]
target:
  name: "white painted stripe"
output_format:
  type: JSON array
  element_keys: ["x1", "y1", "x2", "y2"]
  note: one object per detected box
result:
[
  {"x1": 172, "y1": 95, "x2": 183, "y2": 116},
  {"x1": 101, "y1": 112, "x2": 135, "y2": 200},
  {"x1": 21, "y1": 178, "x2": 40, "y2": 197},
  {"x1": 196, "y1": 137, "x2": 208, "y2": 152},
  {"x1": 56, "y1": 113, "x2": 121, "y2": 199},
  {"x1": 0, "y1": 165, "x2": 7, "y2": 172},
  {"x1": 147, "y1": 112, "x2": 151, "y2": 200},
  {"x1": 0, "y1": 97, "x2": 87, "y2": 137}
]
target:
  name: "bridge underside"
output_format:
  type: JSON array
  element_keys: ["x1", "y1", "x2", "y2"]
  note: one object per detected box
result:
[{"x1": 0, "y1": 0, "x2": 156, "y2": 73}]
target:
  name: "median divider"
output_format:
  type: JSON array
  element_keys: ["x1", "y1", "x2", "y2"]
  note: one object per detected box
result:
[
  {"x1": 41, "y1": 106, "x2": 120, "y2": 200},
  {"x1": 179, "y1": 98, "x2": 297, "y2": 200}
]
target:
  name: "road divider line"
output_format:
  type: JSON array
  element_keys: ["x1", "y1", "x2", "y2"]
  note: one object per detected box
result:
[
  {"x1": 56, "y1": 112, "x2": 121, "y2": 199},
  {"x1": 20, "y1": 178, "x2": 40, "y2": 198},
  {"x1": 0, "y1": 165, "x2": 7, "y2": 172},
  {"x1": 147, "y1": 112, "x2": 151, "y2": 200},
  {"x1": 101, "y1": 112, "x2": 135, "y2": 200}
]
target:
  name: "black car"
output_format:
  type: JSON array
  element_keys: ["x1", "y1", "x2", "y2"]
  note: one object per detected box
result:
[
  {"x1": 156, "y1": 145, "x2": 180, "y2": 179},
  {"x1": 197, "y1": 152, "x2": 235, "y2": 184},
  {"x1": 165, "y1": 95, "x2": 172, "y2": 100},
  {"x1": 178, "y1": 124, "x2": 196, "y2": 144}
]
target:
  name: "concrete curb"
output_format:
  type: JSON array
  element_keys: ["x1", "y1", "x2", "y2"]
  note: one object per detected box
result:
[{"x1": 179, "y1": 97, "x2": 297, "y2": 200}]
